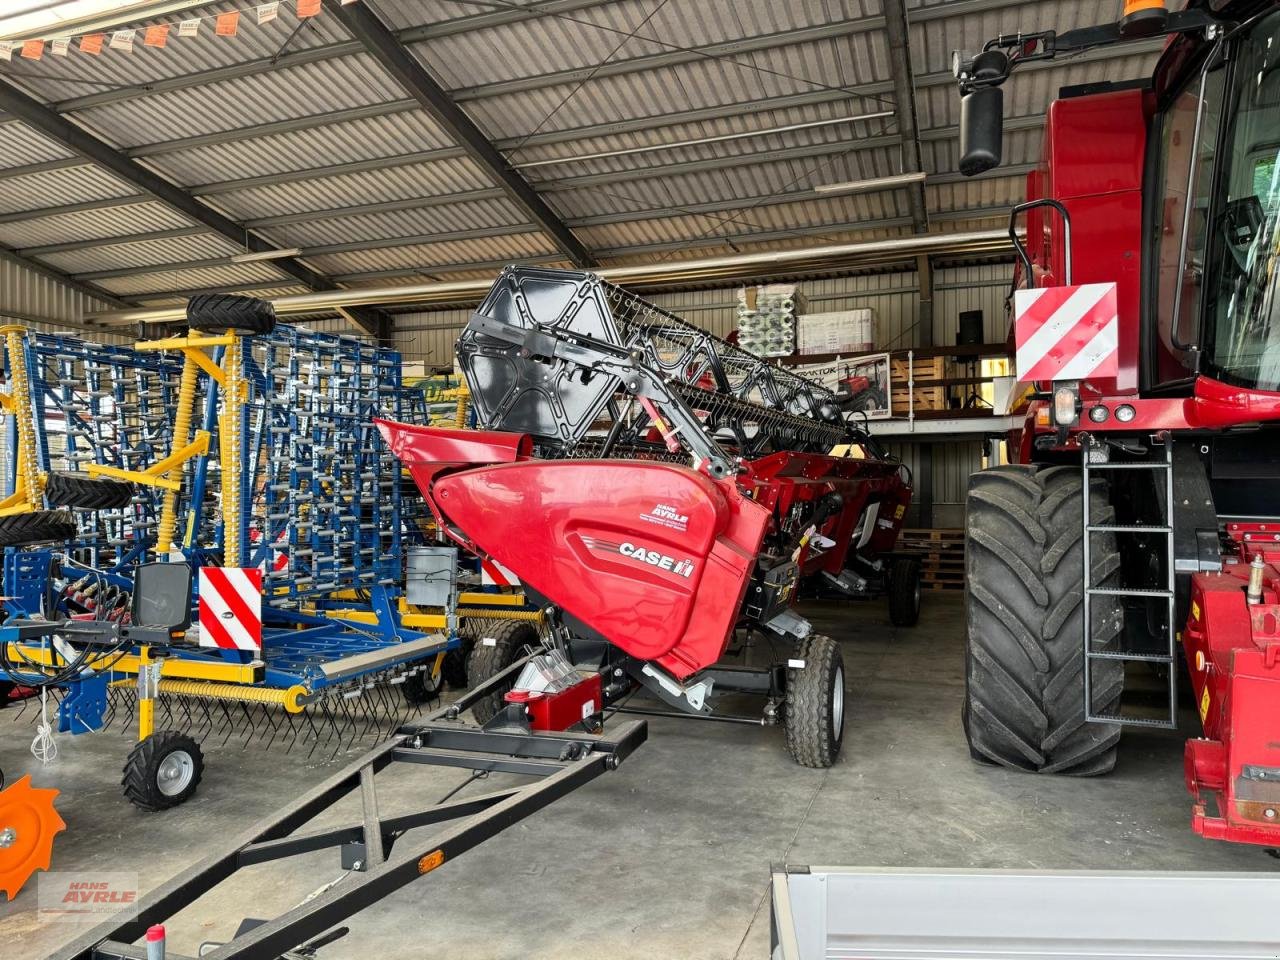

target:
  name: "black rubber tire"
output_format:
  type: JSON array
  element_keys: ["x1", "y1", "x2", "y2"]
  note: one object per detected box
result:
[
  {"x1": 44, "y1": 471, "x2": 135, "y2": 510},
  {"x1": 401, "y1": 659, "x2": 443, "y2": 705},
  {"x1": 0, "y1": 680, "x2": 13, "y2": 708},
  {"x1": 783, "y1": 633, "x2": 846, "y2": 768},
  {"x1": 440, "y1": 648, "x2": 469, "y2": 690},
  {"x1": 187, "y1": 294, "x2": 276, "y2": 336},
  {"x1": 888, "y1": 555, "x2": 922, "y2": 627},
  {"x1": 466, "y1": 621, "x2": 538, "y2": 725},
  {"x1": 963, "y1": 464, "x2": 1124, "y2": 776},
  {"x1": 121, "y1": 730, "x2": 205, "y2": 812},
  {"x1": 0, "y1": 510, "x2": 77, "y2": 547}
]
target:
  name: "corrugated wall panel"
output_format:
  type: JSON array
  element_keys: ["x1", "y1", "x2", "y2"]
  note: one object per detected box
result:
[
  {"x1": 934, "y1": 262, "x2": 1014, "y2": 344},
  {"x1": 0, "y1": 256, "x2": 130, "y2": 344}
]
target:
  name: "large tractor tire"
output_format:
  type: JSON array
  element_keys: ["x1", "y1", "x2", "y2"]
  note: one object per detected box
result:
[
  {"x1": 0, "y1": 510, "x2": 77, "y2": 547},
  {"x1": 186, "y1": 294, "x2": 276, "y2": 336},
  {"x1": 44, "y1": 471, "x2": 135, "y2": 510},
  {"x1": 963, "y1": 464, "x2": 1124, "y2": 776},
  {"x1": 465, "y1": 621, "x2": 539, "y2": 725}
]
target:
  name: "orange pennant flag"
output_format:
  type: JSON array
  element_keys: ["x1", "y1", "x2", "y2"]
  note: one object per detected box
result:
[
  {"x1": 20, "y1": 39, "x2": 44, "y2": 60},
  {"x1": 144, "y1": 24, "x2": 170, "y2": 48},
  {"x1": 80, "y1": 33, "x2": 104, "y2": 55},
  {"x1": 297, "y1": 0, "x2": 322, "y2": 16},
  {"x1": 216, "y1": 11, "x2": 240, "y2": 36}
]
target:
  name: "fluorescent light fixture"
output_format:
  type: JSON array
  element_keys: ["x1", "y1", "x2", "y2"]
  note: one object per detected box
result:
[
  {"x1": 229, "y1": 247, "x2": 303, "y2": 264},
  {"x1": 512, "y1": 110, "x2": 896, "y2": 171},
  {"x1": 813, "y1": 171, "x2": 928, "y2": 195}
]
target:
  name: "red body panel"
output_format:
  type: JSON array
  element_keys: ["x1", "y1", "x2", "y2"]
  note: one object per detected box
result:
[
  {"x1": 1181, "y1": 537, "x2": 1280, "y2": 845},
  {"x1": 1036, "y1": 88, "x2": 1148, "y2": 395},
  {"x1": 507, "y1": 674, "x2": 603, "y2": 732},
  {"x1": 377, "y1": 419, "x2": 772, "y2": 680}
]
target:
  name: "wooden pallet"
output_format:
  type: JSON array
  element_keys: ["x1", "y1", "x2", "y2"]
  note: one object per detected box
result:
[
  {"x1": 898, "y1": 528, "x2": 964, "y2": 591},
  {"x1": 890, "y1": 386, "x2": 948, "y2": 412},
  {"x1": 890, "y1": 356, "x2": 947, "y2": 382}
]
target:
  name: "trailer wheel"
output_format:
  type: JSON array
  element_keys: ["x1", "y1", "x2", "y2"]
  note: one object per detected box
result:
[
  {"x1": 0, "y1": 510, "x2": 77, "y2": 547},
  {"x1": 963, "y1": 465, "x2": 1124, "y2": 776},
  {"x1": 784, "y1": 634, "x2": 846, "y2": 768},
  {"x1": 887, "y1": 556, "x2": 922, "y2": 627},
  {"x1": 0, "y1": 680, "x2": 13, "y2": 708},
  {"x1": 466, "y1": 621, "x2": 538, "y2": 725},
  {"x1": 122, "y1": 731, "x2": 204, "y2": 812},
  {"x1": 187, "y1": 294, "x2": 276, "y2": 336},
  {"x1": 44, "y1": 471, "x2": 135, "y2": 510}
]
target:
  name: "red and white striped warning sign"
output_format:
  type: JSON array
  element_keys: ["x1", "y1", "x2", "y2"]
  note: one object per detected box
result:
[
  {"x1": 1014, "y1": 283, "x2": 1119, "y2": 383},
  {"x1": 480, "y1": 557, "x2": 520, "y2": 588},
  {"x1": 198, "y1": 567, "x2": 263, "y2": 651}
]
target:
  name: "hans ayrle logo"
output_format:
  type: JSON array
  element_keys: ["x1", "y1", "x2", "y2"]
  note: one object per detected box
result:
[{"x1": 580, "y1": 536, "x2": 696, "y2": 578}]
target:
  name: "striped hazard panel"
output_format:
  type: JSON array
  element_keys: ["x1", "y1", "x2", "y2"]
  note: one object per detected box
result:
[
  {"x1": 198, "y1": 567, "x2": 263, "y2": 651},
  {"x1": 1014, "y1": 283, "x2": 1119, "y2": 383}
]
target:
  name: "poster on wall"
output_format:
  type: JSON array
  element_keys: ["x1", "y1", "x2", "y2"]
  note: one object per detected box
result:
[{"x1": 792, "y1": 353, "x2": 892, "y2": 420}]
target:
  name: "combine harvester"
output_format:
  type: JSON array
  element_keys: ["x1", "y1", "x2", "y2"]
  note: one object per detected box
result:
[
  {"x1": 954, "y1": 0, "x2": 1280, "y2": 846},
  {"x1": 379, "y1": 266, "x2": 918, "y2": 767}
]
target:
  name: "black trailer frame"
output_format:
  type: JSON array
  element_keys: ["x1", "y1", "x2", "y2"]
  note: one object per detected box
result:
[{"x1": 52, "y1": 654, "x2": 647, "y2": 960}]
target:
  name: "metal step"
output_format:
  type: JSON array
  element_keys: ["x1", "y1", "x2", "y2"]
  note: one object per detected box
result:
[
  {"x1": 1086, "y1": 650, "x2": 1176, "y2": 663},
  {"x1": 1085, "y1": 460, "x2": 1172, "y2": 471},
  {"x1": 1085, "y1": 587, "x2": 1174, "y2": 599},
  {"x1": 1087, "y1": 524, "x2": 1172, "y2": 534}
]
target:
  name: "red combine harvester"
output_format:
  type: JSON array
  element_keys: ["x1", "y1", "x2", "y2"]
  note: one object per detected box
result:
[
  {"x1": 955, "y1": 0, "x2": 1280, "y2": 845},
  {"x1": 379, "y1": 267, "x2": 919, "y2": 767}
]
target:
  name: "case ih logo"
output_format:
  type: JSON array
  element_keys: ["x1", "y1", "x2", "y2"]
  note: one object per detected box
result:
[{"x1": 581, "y1": 536, "x2": 696, "y2": 578}]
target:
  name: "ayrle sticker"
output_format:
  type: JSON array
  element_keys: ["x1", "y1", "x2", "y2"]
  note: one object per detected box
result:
[
  {"x1": 640, "y1": 502, "x2": 690, "y2": 533},
  {"x1": 580, "y1": 535, "x2": 696, "y2": 578}
]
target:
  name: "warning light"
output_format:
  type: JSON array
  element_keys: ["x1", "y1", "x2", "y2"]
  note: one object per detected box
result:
[{"x1": 1120, "y1": 0, "x2": 1168, "y2": 38}]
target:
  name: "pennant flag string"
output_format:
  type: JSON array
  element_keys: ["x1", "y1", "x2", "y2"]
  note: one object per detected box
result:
[{"x1": 0, "y1": 1, "x2": 356, "y2": 60}]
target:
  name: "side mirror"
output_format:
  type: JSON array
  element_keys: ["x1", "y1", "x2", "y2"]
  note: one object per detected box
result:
[
  {"x1": 131, "y1": 563, "x2": 193, "y2": 631},
  {"x1": 960, "y1": 86, "x2": 1004, "y2": 177}
]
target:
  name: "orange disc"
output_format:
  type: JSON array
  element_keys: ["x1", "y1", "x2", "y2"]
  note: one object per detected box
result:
[{"x1": 0, "y1": 775, "x2": 66, "y2": 900}]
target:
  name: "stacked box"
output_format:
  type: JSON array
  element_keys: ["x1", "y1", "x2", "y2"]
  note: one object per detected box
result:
[
  {"x1": 736, "y1": 283, "x2": 805, "y2": 357},
  {"x1": 796, "y1": 308, "x2": 876, "y2": 355}
]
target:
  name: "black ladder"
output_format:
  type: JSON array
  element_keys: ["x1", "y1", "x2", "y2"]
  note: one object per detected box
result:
[{"x1": 1081, "y1": 433, "x2": 1178, "y2": 729}]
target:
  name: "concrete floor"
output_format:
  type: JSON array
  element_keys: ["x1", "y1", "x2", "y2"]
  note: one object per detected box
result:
[{"x1": 2, "y1": 593, "x2": 1271, "y2": 960}]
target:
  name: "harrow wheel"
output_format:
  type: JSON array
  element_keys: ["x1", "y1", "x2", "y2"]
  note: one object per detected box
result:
[
  {"x1": 401, "y1": 659, "x2": 444, "y2": 705},
  {"x1": 888, "y1": 555, "x2": 922, "y2": 627},
  {"x1": 467, "y1": 621, "x2": 538, "y2": 725},
  {"x1": 0, "y1": 510, "x2": 77, "y2": 547},
  {"x1": 0, "y1": 775, "x2": 66, "y2": 901},
  {"x1": 783, "y1": 633, "x2": 846, "y2": 768},
  {"x1": 122, "y1": 731, "x2": 205, "y2": 812},
  {"x1": 44, "y1": 471, "x2": 136, "y2": 510}
]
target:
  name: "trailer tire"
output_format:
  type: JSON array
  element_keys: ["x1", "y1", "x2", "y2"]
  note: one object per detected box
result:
[
  {"x1": 440, "y1": 648, "x2": 469, "y2": 690},
  {"x1": 888, "y1": 556, "x2": 922, "y2": 627},
  {"x1": 44, "y1": 471, "x2": 135, "y2": 510},
  {"x1": 0, "y1": 510, "x2": 77, "y2": 547},
  {"x1": 122, "y1": 731, "x2": 204, "y2": 811},
  {"x1": 784, "y1": 633, "x2": 846, "y2": 768},
  {"x1": 0, "y1": 680, "x2": 13, "y2": 708},
  {"x1": 466, "y1": 621, "x2": 538, "y2": 725},
  {"x1": 187, "y1": 294, "x2": 276, "y2": 336},
  {"x1": 963, "y1": 464, "x2": 1124, "y2": 777}
]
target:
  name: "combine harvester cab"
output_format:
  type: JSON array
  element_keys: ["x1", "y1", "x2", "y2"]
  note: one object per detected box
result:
[
  {"x1": 954, "y1": 0, "x2": 1280, "y2": 847},
  {"x1": 380, "y1": 265, "x2": 918, "y2": 768}
]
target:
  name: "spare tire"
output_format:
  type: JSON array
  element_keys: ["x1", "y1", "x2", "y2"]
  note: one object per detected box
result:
[
  {"x1": 187, "y1": 294, "x2": 276, "y2": 336},
  {"x1": 0, "y1": 510, "x2": 78, "y2": 547},
  {"x1": 45, "y1": 471, "x2": 135, "y2": 510}
]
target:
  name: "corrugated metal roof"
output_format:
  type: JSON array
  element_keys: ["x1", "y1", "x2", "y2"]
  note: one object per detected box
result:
[{"x1": 0, "y1": 0, "x2": 1164, "y2": 319}]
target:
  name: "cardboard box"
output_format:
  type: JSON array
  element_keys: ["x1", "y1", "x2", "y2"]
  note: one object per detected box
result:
[{"x1": 796, "y1": 309, "x2": 876, "y2": 355}]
